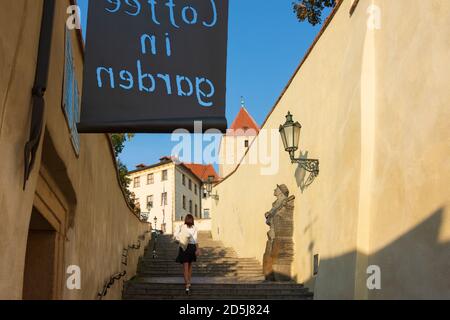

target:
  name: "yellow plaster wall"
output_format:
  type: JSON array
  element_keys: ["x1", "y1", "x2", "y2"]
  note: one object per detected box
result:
[
  {"x1": 0, "y1": 0, "x2": 150, "y2": 300},
  {"x1": 212, "y1": 0, "x2": 450, "y2": 299}
]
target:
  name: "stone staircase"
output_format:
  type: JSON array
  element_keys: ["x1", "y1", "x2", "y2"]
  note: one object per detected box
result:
[{"x1": 123, "y1": 232, "x2": 313, "y2": 300}]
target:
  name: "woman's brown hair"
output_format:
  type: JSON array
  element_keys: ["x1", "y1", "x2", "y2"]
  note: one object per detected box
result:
[{"x1": 185, "y1": 214, "x2": 195, "y2": 228}]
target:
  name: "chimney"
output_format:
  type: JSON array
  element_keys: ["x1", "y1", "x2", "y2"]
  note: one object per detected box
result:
[{"x1": 135, "y1": 164, "x2": 146, "y2": 170}]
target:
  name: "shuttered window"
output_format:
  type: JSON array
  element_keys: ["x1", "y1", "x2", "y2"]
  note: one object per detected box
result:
[{"x1": 63, "y1": 27, "x2": 80, "y2": 155}]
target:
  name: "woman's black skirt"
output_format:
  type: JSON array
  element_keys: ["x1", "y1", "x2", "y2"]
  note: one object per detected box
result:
[{"x1": 176, "y1": 244, "x2": 197, "y2": 264}]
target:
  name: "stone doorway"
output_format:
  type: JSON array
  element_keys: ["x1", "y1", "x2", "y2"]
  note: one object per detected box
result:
[
  {"x1": 23, "y1": 208, "x2": 58, "y2": 300},
  {"x1": 23, "y1": 169, "x2": 68, "y2": 300}
]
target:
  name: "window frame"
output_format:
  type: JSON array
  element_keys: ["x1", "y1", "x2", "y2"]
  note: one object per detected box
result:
[
  {"x1": 161, "y1": 192, "x2": 168, "y2": 206},
  {"x1": 133, "y1": 176, "x2": 141, "y2": 188},
  {"x1": 147, "y1": 173, "x2": 154, "y2": 185},
  {"x1": 147, "y1": 195, "x2": 153, "y2": 210},
  {"x1": 62, "y1": 27, "x2": 81, "y2": 156},
  {"x1": 162, "y1": 170, "x2": 168, "y2": 181}
]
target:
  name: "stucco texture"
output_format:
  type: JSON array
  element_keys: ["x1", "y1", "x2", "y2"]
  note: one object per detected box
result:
[
  {"x1": 0, "y1": 0, "x2": 150, "y2": 300},
  {"x1": 211, "y1": 0, "x2": 450, "y2": 300}
]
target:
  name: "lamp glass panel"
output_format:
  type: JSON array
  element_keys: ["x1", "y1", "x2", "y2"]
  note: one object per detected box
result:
[
  {"x1": 280, "y1": 126, "x2": 288, "y2": 150},
  {"x1": 293, "y1": 123, "x2": 301, "y2": 150},
  {"x1": 284, "y1": 125, "x2": 295, "y2": 150}
]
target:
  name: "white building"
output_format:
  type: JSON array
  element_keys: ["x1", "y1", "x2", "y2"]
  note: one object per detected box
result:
[
  {"x1": 219, "y1": 103, "x2": 260, "y2": 178},
  {"x1": 127, "y1": 157, "x2": 219, "y2": 234}
]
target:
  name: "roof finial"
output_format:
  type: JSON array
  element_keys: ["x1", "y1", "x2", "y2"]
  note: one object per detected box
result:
[{"x1": 240, "y1": 96, "x2": 245, "y2": 108}]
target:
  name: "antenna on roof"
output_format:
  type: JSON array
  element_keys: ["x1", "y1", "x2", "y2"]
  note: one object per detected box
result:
[{"x1": 240, "y1": 96, "x2": 245, "y2": 108}]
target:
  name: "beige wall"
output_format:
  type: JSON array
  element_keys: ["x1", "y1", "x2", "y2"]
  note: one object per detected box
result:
[
  {"x1": 211, "y1": 0, "x2": 450, "y2": 300},
  {"x1": 0, "y1": 0, "x2": 150, "y2": 300},
  {"x1": 219, "y1": 134, "x2": 257, "y2": 178}
]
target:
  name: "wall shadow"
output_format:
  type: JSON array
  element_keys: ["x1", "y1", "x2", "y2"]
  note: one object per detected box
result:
[
  {"x1": 304, "y1": 207, "x2": 450, "y2": 299},
  {"x1": 294, "y1": 150, "x2": 319, "y2": 193}
]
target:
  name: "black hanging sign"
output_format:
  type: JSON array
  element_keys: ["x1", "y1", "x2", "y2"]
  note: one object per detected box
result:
[{"x1": 78, "y1": 0, "x2": 229, "y2": 133}]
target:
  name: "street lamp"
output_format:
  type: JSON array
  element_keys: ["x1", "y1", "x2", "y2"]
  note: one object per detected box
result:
[
  {"x1": 206, "y1": 176, "x2": 219, "y2": 200},
  {"x1": 279, "y1": 112, "x2": 320, "y2": 186},
  {"x1": 153, "y1": 216, "x2": 158, "y2": 231}
]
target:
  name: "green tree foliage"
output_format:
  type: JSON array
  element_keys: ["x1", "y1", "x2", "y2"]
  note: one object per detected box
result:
[
  {"x1": 293, "y1": 0, "x2": 336, "y2": 26},
  {"x1": 111, "y1": 133, "x2": 135, "y2": 155},
  {"x1": 111, "y1": 133, "x2": 138, "y2": 212}
]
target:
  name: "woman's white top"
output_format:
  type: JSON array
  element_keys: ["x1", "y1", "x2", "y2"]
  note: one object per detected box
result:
[{"x1": 175, "y1": 224, "x2": 198, "y2": 245}]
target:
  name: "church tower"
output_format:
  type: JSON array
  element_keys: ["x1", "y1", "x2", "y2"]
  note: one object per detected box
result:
[{"x1": 219, "y1": 98, "x2": 260, "y2": 178}]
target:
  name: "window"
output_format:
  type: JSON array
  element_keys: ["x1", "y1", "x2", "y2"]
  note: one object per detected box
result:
[
  {"x1": 147, "y1": 173, "x2": 154, "y2": 185},
  {"x1": 194, "y1": 185, "x2": 198, "y2": 195},
  {"x1": 133, "y1": 177, "x2": 141, "y2": 188},
  {"x1": 195, "y1": 205, "x2": 198, "y2": 217},
  {"x1": 203, "y1": 209, "x2": 210, "y2": 219},
  {"x1": 245, "y1": 140, "x2": 249, "y2": 148},
  {"x1": 147, "y1": 195, "x2": 153, "y2": 210},
  {"x1": 189, "y1": 200, "x2": 193, "y2": 213},
  {"x1": 161, "y1": 192, "x2": 168, "y2": 206},
  {"x1": 183, "y1": 195, "x2": 186, "y2": 210},
  {"x1": 188, "y1": 179, "x2": 192, "y2": 190},
  {"x1": 161, "y1": 170, "x2": 168, "y2": 181},
  {"x1": 182, "y1": 174, "x2": 186, "y2": 186},
  {"x1": 63, "y1": 27, "x2": 80, "y2": 155}
]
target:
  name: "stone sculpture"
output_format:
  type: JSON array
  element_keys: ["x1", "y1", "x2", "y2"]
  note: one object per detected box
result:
[{"x1": 263, "y1": 184, "x2": 295, "y2": 281}]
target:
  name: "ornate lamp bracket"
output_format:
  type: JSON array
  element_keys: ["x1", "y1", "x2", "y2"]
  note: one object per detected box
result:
[{"x1": 289, "y1": 151, "x2": 320, "y2": 187}]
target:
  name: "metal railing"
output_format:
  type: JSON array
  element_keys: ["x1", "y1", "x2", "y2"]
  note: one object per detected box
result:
[
  {"x1": 97, "y1": 271, "x2": 127, "y2": 299},
  {"x1": 97, "y1": 231, "x2": 149, "y2": 300},
  {"x1": 151, "y1": 230, "x2": 159, "y2": 259}
]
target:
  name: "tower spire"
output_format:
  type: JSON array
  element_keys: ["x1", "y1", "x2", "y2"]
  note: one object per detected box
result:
[{"x1": 240, "y1": 96, "x2": 245, "y2": 108}]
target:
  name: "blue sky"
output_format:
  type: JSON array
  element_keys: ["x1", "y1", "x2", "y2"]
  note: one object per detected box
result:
[{"x1": 78, "y1": 0, "x2": 327, "y2": 170}]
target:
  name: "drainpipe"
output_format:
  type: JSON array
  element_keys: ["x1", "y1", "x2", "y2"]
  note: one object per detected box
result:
[{"x1": 23, "y1": 0, "x2": 56, "y2": 190}]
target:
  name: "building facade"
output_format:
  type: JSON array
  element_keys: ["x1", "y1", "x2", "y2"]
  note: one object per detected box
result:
[
  {"x1": 0, "y1": 0, "x2": 150, "y2": 300},
  {"x1": 127, "y1": 157, "x2": 211, "y2": 234},
  {"x1": 219, "y1": 104, "x2": 260, "y2": 178}
]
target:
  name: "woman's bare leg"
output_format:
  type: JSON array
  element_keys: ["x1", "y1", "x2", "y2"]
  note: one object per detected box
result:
[
  {"x1": 188, "y1": 263, "x2": 193, "y2": 285},
  {"x1": 183, "y1": 263, "x2": 190, "y2": 288}
]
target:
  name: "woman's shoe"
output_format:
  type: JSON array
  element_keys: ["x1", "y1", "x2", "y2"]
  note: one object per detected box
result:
[{"x1": 185, "y1": 284, "x2": 191, "y2": 295}]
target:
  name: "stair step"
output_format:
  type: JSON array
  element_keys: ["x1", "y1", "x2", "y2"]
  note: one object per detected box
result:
[
  {"x1": 143, "y1": 258, "x2": 258, "y2": 261},
  {"x1": 128, "y1": 282, "x2": 302, "y2": 288},
  {"x1": 125, "y1": 288, "x2": 309, "y2": 295},
  {"x1": 124, "y1": 294, "x2": 313, "y2": 300},
  {"x1": 142, "y1": 265, "x2": 262, "y2": 268},
  {"x1": 124, "y1": 232, "x2": 313, "y2": 300},
  {"x1": 139, "y1": 273, "x2": 264, "y2": 277}
]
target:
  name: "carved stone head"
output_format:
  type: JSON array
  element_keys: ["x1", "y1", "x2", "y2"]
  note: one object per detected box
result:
[{"x1": 274, "y1": 184, "x2": 289, "y2": 198}]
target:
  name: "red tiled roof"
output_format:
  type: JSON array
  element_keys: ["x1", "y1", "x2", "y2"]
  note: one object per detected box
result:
[
  {"x1": 130, "y1": 156, "x2": 219, "y2": 183},
  {"x1": 183, "y1": 163, "x2": 220, "y2": 182},
  {"x1": 228, "y1": 107, "x2": 260, "y2": 135}
]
